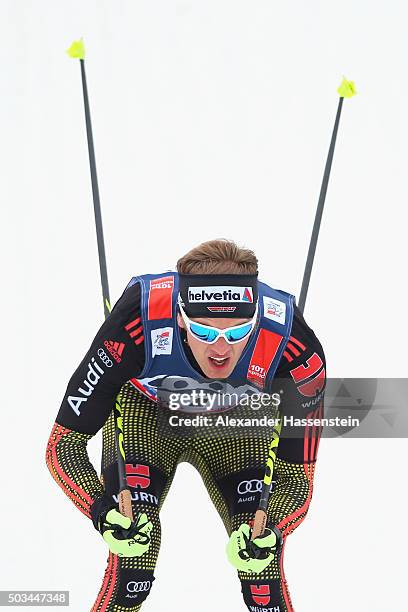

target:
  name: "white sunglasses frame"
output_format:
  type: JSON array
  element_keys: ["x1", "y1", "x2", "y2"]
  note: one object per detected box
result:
[{"x1": 177, "y1": 296, "x2": 259, "y2": 345}]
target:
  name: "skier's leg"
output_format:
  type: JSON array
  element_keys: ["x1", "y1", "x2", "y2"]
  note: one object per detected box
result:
[
  {"x1": 220, "y1": 462, "x2": 300, "y2": 612},
  {"x1": 91, "y1": 551, "x2": 154, "y2": 612},
  {"x1": 238, "y1": 538, "x2": 293, "y2": 612},
  {"x1": 92, "y1": 385, "x2": 185, "y2": 611},
  {"x1": 187, "y1": 413, "x2": 302, "y2": 611},
  {"x1": 91, "y1": 490, "x2": 163, "y2": 611},
  {"x1": 185, "y1": 448, "x2": 293, "y2": 611}
]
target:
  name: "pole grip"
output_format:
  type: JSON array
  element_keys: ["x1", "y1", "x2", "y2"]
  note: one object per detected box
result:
[
  {"x1": 251, "y1": 509, "x2": 268, "y2": 540},
  {"x1": 119, "y1": 489, "x2": 134, "y2": 521}
]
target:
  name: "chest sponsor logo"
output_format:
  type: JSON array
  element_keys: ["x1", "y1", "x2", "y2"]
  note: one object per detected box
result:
[
  {"x1": 263, "y1": 297, "x2": 286, "y2": 325},
  {"x1": 68, "y1": 353, "x2": 109, "y2": 416},
  {"x1": 148, "y1": 276, "x2": 174, "y2": 320},
  {"x1": 151, "y1": 281, "x2": 173, "y2": 289},
  {"x1": 188, "y1": 286, "x2": 253, "y2": 303},
  {"x1": 151, "y1": 327, "x2": 173, "y2": 356}
]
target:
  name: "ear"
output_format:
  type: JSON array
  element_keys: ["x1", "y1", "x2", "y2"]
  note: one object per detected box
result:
[{"x1": 177, "y1": 313, "x2": 185, "y2": 329}]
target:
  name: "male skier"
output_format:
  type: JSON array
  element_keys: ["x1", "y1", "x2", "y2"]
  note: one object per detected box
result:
[{"x1": 46, "y1": 239, "x2": 326, "y2": 611}]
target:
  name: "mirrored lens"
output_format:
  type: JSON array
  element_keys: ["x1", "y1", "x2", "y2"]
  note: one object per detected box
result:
[
  {"x1": 189, "y1": 323, "x2": 219, "y2": 343},
  {"x1": 225, "y1": 323, "x2": 253, "y2": 343}
]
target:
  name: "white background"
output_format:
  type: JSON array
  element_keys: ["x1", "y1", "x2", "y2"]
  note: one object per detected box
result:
[{"x1": 1, "y1": 1, "x2": 407, "y2": 611}]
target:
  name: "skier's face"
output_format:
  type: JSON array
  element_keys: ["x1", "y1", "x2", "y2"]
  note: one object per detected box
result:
[{"x1": 177, "y1": 314, "x2": 251, "y2": 378}]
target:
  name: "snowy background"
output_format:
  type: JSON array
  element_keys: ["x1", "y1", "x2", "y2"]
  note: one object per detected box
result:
[{"x1": 1, "y1": 1, "x2": 407, "y2": 610}]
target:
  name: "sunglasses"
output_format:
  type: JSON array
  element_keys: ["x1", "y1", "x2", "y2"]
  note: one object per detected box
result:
[{"x1": 178, "y1": 296, "x2": 258, "y2": 345}]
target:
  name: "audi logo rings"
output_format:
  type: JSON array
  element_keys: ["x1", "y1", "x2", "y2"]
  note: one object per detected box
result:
[
  {"x1": 126, "y1": 581, "x2": 151, "y2": 593},
  {"x1": 237, "y1": 480, "x2": 263, "y2": 495},
  {"x1": 97, "y1": 348, "x2": 113, "y2": 368}
]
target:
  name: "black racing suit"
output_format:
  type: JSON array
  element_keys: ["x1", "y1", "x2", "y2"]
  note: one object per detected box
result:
[{"x1": 46, "y1": 281, "x2": 326, "y2": 611}]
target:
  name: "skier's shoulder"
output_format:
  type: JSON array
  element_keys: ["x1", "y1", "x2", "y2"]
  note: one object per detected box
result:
[
  {"x1": 93, "y1": 278, "x2": 144, "y2": 352},
  {"x1": 277, "y1": 303, "x2": 326, "y2": 375},
  {"x1": 109, "y1": 278, "x2": 142, "y2": 322},
  {"x1": 292, "y1": 303, "x2": 323, "y2": 346}
]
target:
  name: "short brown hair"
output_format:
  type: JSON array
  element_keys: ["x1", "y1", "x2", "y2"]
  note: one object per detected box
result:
[{"x1": 176, "y1": 239, "x2": 258, "y2": 275}]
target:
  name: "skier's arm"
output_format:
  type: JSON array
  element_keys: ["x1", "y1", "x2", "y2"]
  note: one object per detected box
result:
[
  {"x1": 45, "y1": 281, "x2": 145, "y2": 519},
  {"x1": 267, "y1": 305, "x2": 326, "y2": 537},
  {"x1": 46, "y1": 425, "x2": 105, "y2": 519}
]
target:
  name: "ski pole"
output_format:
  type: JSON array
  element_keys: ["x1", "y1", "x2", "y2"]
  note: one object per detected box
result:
[
  {"x1": 67, "y1": 38, "x2": 134, "y2": 521},
  {"x1": 251, "y1": 77, "x2": 357, "y2": 541},
  {"x1": 298, "y1": 77, "x2": 357, "y2": 313}
]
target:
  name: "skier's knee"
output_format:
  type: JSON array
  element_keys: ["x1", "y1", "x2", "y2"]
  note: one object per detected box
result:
[{"x1": 115, "y1": 569, "x2": 155, "y2": 608}]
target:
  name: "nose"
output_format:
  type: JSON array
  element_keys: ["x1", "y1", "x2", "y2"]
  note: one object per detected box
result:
[{"x1": 213, "y1": 336, "x2": 229, "y2": 354}]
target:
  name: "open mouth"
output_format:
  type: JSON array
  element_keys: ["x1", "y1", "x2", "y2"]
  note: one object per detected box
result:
[{"x1": 208, "y1": 356, "x2": 230, "y2": 368}]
